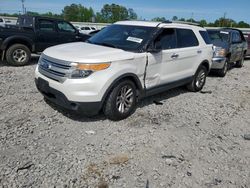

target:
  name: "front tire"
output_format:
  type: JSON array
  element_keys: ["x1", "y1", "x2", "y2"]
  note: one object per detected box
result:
[
  {"x1": 216, "y1": 59, "x2": 228, "y2": 77},
  {"x1": 6, "y1": 44, "x2": 31, "y2": 66},
  {"x1": 235, "y1": 55, "x2": 244, "y2": 68},
  {"x1": 103, "y1": 80, "x2": 137, "y2": 121},
  {"x1": 187, "y1": 65, "x2": 208, "y2": 92}
]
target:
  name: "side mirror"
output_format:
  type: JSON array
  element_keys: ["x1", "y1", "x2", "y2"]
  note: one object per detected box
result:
[{"x1": 147, "y1": 41, "x2": 162, "y2": 53}]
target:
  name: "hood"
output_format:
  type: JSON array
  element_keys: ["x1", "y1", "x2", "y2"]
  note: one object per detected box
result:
[
  {"x1": 211, "y1": 40, "x2": 229, "y2": 50},
  {"x1": 43, "y1": 42, "x2": 135, "y2": 63}
]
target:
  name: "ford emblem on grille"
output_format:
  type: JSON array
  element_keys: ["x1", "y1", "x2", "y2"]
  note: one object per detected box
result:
[
  {"x1": 41, "y1": 61, "x2": 52, "y2": 70},
  {"x1": 48, "y1": 64, "x2": 52, "y2": 70}
]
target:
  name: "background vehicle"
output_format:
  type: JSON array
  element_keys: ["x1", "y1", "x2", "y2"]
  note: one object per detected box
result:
[
  {"x1": 0, "y1": 17, "x2": 6, "y2": 27},
  {"x1": 0, "y1": 15, "x2": 90, "y2": 66},
  {"x1": 79, "y1": 26, "x2": 96, "y2": 34},
  {"x1": 208, "y1": 28, "x2": 247, "y2": 76},
  {"x1": 243, "y1": 33, "x2": 250, "y2": 57},
  {"x1": 35, "y1": 21, "x2": 213, "y2": 120}
]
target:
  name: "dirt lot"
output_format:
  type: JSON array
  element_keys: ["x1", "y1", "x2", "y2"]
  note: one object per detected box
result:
[{"x1": 0, "y1": 58, "x2": 250, "y2": 188}]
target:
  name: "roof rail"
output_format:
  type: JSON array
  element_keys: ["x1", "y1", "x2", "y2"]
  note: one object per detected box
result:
[
  {"x1": 173, "y1": 21, "x2": 202, "y2": 27},
  {"x1": 162, "y1": 20, "x2": 172, "y2": 24},
  {"x1": 161, "y1": 20, "x2": 202, "y2": 27}
]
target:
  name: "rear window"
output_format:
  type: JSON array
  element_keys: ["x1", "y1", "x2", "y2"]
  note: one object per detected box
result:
[
  {"x1": 176, "y1": 28, "x2": 199, "y2": 48},
  {"x1": 199, "y1": 31, "x2": 212, "y2": 44},
  {"x1": 17, "y1": 16, "x2": 33, "y2": 27}
]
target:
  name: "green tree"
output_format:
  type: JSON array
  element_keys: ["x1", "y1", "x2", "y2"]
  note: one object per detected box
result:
[
  {"x1": 26, "y1": 11, "x2": 40, "y2": 16},
  {"x1": 97, "y1": 4, "x2": 132, "y2": 23},
  {"x1": 200, "y1": 19, "x2": 207, "y2": 27},
  {"x1": 214, "y1": 17, "x2": 237, "y2": 27},
  {"x1": 237, "y1": 21, "x2": 250, "y2": 28},
  {"x1": 178, "y1": 18, "x2": 186, "y2": 21},
  {"x1": 128, "y1": 8, "x2": 137, "y2": 20},
  {"x1": 151, "y1": 17, "x2": 166, "y2": 22},
  {"x1": 62, "y1": 4, "x2": 94, "y2": 22},
  {"x1": 172, "y1": 16, "x2": 178, "y2": 21}
]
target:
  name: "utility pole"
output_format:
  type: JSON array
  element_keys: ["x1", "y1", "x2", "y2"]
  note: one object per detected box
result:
[
  {"x1": 222, "y1": 12, "x2": 227, "y2": 27},
  {"x1": 21, "y1": 0, "x2": 25, "y2": 14},
  {"x1": 191, "y1": 12, "x2": 194, "y2": 23}
]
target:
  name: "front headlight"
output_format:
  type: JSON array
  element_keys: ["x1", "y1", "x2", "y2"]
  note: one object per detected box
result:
[
  {"x1": 214, "y1": 47, "x2": 227, "y2": 57},
  {"x1": 70, "y1": 63, "x2": 111, "y2": 78}
]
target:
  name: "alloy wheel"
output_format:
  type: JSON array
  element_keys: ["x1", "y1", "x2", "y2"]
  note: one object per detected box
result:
[
  {"x1": 116, "y1": 85, "x2": 134, "y2": 114},
  {"x1": 195, "y1": 69, "x2": 206, "y2": 88}
]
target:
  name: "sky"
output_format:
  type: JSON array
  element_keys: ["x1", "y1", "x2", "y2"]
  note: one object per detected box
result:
[{"x1": 0, "y1": 0, "x2": 250, "y2": 23}]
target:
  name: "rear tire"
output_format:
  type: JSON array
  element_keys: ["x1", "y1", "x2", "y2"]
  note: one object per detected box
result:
[
  {"x1": 103, "y1": 80, "x2": 137, "y2": 121},
  {"x1": 6, "y1": 44, "x2": 31, "y2": 66},
  {"x1": 216, "y1": 59, "x2": 228, "y2": 77},
  {"x1": 187, "y1": 65, "x2": 208, "y2": 92}
]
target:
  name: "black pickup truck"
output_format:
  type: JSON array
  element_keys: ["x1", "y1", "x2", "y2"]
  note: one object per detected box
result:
[
  {"x1": 207, "y1": 28, "x2": 247, "y2": 76},
  {"x1": 0, "y1": 16, "x2": 90, "y2": 66}
]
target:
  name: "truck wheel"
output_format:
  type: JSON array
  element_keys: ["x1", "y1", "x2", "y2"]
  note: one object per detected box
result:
[
  {"x1": 235, "y1": 55, "x2": 244, "y2": 68},
  {"x1": 103, "y1": 80, "x2": 137, "y2": 121},
  {"x1": 6, "y1": 44, "x2": 31, "y2": 66},
  {"x1": 216, "y1": 59, "x2": 228, "y2": 77},
  {"x1": 187, "y1": 65, "x2": 208, "y2": 92}
]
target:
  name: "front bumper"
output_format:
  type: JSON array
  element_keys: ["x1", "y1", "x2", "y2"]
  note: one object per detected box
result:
[
  {"x1": 211, "y1": 57, "x2": 227, "y2": 70},
  {"x1": 35, "y1": 78, "x2": 102, "y2": 115}
]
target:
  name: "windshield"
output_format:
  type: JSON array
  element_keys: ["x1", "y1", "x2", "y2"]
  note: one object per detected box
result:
[
  {"x1": 208, "y1": 30, "x2": 229, "y2": 42},
  {"x1": 87, "y1": 24, "x2": 155, "y2": 51}
]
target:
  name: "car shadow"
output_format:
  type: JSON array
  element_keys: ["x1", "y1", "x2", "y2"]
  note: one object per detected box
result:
[
  {"x1": 44, "y1": 98, "x2": 107, "y2": 122},
  {"x1": 0, "y1": 55, "x2": 39, "y2": 67},
  {"x1": 44, "y1": 86, "x2": 203, "y2": 122}
]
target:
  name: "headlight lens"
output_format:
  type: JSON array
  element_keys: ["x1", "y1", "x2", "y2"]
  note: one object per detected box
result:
[
  {"x1": 71, "y1": 69, "x2": 93, "y2": 78},
  {"x1": 214, "y1": 47, "x2": 226, "y2": 57},
  {"x1": 70, "y1": 63, "x2": 110, "y2": 78}
]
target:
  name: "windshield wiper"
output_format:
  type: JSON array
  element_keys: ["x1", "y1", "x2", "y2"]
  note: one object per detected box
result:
[
  {"x1": 86, "y1": 39, "x2": 93, "y2": 44},
  {"x1": 98, "y1": 42, "x2": 118, "y2": 49}
]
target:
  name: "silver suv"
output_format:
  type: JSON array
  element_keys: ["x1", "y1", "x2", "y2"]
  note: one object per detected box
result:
[{"x1": 35, "y1": 21, "x2": 213, "y2": 120}]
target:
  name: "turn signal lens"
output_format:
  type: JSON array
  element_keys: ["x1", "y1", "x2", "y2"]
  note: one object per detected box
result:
[{"x1": 76, "y1": 63, "x2": 110, "y2": 71}]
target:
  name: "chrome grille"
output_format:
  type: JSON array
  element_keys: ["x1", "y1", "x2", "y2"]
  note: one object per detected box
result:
[{"x1": 38, "y1": 57, "x2": 72, "y2": 83}]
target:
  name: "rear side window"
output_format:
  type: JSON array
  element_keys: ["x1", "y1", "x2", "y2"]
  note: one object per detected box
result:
[
  {"x1": 39, "y1": 20, "x2": 55, "y2": 32},
  {"x1": 199, "y1": 31, "x2": 212, "y2": 44},
  {"x1": 0, "y1": 18, "x2": 3, "y2": 22},
  {"x1": 176, "y1": 28, "x2": 199, "y2": 48}
]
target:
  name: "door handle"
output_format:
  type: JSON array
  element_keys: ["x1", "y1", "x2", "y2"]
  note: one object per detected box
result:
[
  {"x1": 171, "y1": 53, "x2": 179, "y2": 59},
  {"x1": 197, "y1": 50, "x2": 202, "y2": 54}
]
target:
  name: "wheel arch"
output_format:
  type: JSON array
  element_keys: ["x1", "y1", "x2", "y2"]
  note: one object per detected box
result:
[
  {"x1": 199, "y1": 60, "x2": 210, "y2": 72},
  {"x1": 100, "y1": 73, "x2": 143, "y2": 106},
  {"x1": 2, "y1": 36, "x2": 35, "y2": 53}
]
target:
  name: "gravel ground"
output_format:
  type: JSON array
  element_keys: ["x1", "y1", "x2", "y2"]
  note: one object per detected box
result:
[{"x1": 0, "y1": 57, "x2": 250, "y2": 188}]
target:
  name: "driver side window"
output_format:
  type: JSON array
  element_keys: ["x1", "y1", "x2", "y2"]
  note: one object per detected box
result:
[
  {"x1": 154, "y1": 28, "x2": 177, "y2": 50},
  {"x1": 57, "y1": 21, "x2": 76, "y2": 33}
]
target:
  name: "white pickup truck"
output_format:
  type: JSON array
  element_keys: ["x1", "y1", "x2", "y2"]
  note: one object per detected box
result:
[{"x1": 35, "y1": 21, "x2": 213, "y2": 120}]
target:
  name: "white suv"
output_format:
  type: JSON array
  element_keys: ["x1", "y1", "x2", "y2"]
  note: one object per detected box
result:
[
  {"x1": 79, "y1": 26, "x2": 96, "y2": 34},
  {"x1": 35, "y1": 21, "x2": 213, "y2": 120}
]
